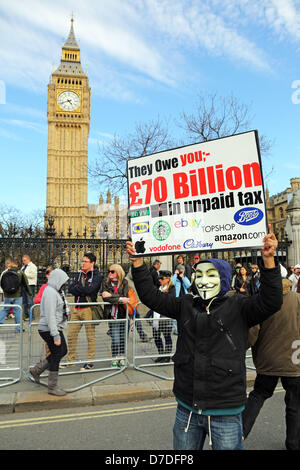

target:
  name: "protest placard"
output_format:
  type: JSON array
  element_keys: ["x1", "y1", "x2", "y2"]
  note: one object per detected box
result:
[{"x1": 127, "y1": 130, "x2": 267, "y2": 256}]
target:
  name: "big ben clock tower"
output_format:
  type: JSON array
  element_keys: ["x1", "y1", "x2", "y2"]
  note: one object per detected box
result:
[{"x1": 45, "y1": 18, "x2": 91, "y2": 237}]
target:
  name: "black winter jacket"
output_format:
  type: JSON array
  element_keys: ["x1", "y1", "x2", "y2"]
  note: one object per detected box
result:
[
  {"x1": 132, "y1": 262, "x2": 282, "y2": 411},
  {"x1": 101, "y1": 279, "x2": 129, "y2": 319},
  {"x1": 69, "y1": 267, "x2": 102, "y2": 306}
]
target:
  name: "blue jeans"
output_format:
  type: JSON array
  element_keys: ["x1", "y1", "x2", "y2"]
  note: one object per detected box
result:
[
  {"x1": 173, "y1": 404, "x2": 244, "y2": 450},
  {"x1": 110, "y1": 320, "x2": 126, "y2": 357},
  {"x1": 0, "y1": 297, "x2": 23, "y2": 332}
]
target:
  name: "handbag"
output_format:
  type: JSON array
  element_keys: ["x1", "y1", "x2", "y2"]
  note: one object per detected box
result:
[{"x1": 127, "y1": 287, "x2": 139, "y2": 317}]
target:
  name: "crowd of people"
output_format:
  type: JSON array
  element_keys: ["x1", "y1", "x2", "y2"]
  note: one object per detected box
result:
[{"x1": 1, "y1": 236, "x2": 299, "y2": 449}]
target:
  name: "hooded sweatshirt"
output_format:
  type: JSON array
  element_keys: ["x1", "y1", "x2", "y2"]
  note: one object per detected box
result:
[{"x1": 38, "y1": 269, "x2": 69, "y2": 341}]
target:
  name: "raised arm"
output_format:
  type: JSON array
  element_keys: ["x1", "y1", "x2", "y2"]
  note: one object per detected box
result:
[
  {"x1": 126, "y1": 241, "x2": 181, "y2": 318},
  {"x1": 242, "y1": 224, "x2": 283, "y2": 327}
]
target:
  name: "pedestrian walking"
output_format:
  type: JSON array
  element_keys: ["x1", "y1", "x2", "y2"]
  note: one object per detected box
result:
[
  {"x1": 30, "y1": 269, "x2": 70, "y2": 396},
  {"x1": 126, "y1": 225, "x2": 282, "y2": 450},
  {"x1": 34, "y1": 266, "x2": 54, "y2": 359}
]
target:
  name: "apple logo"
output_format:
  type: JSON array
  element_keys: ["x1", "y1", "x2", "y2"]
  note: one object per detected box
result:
[{"x1": 135, "y1": 238, "x2": 146, "y2": 254}]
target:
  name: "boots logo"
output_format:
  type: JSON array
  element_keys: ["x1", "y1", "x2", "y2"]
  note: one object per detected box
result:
[{"x1": 234, "y1": 207, "x2": 263, "y2": 226}]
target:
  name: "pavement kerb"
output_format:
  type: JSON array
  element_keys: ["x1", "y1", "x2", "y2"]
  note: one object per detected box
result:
[{"x1": 0, "y1": 370, "x2": 257, "y2": 414}]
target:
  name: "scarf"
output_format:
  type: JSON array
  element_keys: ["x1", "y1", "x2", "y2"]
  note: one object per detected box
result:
[
  {"x1": 59, "y1": 288, "x2": 70, "y2": 320},
  {"x1": 110, "y1": 280, "x2": 119, "y2": 320}
]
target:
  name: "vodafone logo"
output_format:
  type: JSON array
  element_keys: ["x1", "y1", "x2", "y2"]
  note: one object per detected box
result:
[{"x1": 149, "y1": 243, "x2": 181, "y2": 252}]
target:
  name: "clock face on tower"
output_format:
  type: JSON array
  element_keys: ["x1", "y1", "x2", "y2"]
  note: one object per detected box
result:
[{"x1": 57, "y1": 91, "x2": 80, "y2": 111}]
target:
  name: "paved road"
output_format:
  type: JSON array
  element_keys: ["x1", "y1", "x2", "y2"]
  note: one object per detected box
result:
[{"x1": 0, "y1": 387, "x2": 287, "y2": 451}]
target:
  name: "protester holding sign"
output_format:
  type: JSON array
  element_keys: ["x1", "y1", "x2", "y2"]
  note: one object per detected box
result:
[
  {"x1": 126, "y1": 225, "x2": 282, "y2": 450},
  {"x1": 127, "y1": 131, "x2": 267, "y2": 257}
]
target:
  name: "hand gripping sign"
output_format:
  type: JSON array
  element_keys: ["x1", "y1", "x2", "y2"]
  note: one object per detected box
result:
[{"x1": 127, "y1": 130, "x2": 267, "y2": 256}]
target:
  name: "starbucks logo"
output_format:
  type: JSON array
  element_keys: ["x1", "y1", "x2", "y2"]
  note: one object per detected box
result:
[{"x1": 153, "y1": 220, "x2": 171, "y2": 241}]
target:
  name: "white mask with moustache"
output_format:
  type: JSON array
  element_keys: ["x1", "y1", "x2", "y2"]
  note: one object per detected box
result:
[{"x1": 194, "y1": 262, "x2": 221, "y2": 300}]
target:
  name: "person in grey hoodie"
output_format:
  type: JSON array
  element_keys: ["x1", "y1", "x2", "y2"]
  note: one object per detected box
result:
[{"x1": 30, "y1": 269, "x2": 69, "y2": 396}]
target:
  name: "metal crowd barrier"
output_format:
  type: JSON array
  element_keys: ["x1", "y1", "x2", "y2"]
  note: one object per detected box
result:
[
  {"x1": 0, "y1": 299, "x2": 256, "y2": 391},
  {"x1": 0, "y1": 304, "x2": 23, "y2": 387},
  {"x1": 132, "y1": 311, "x2": 177, "y2": 380},
  {"x1": 27, "y1": 302, "x2": 129, "y2": 392}
]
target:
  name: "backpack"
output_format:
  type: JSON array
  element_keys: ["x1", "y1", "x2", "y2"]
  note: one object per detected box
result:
[{"x1": 0, "y1": 270, "x2": 21, "y2": 295}]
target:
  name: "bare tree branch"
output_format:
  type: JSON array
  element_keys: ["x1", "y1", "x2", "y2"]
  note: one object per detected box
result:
[
  {"x1": 178, "y1": 91, "x2": 273, "y2": 177},
  {"x1": 89, "y1": 94, "x2": 274, "y2": 196},
  {"x1": 0, "y1": 204, "x2": 44, "y2": 237},
  {"x1": 89, "y1": 116, "x2": 175, "y2": 195},
  {"x1": 179, "y1": 92, "x2": 253, "y2": 142}
]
